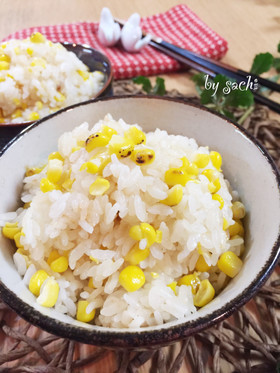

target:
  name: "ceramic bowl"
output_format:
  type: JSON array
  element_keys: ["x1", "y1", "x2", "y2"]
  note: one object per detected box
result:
[
  {"x1": 0, "y1": 96, "x2": 279, "y2": 349},
  {"x1": 0, "y1": 42, "x2": 113, "y2": 128}
]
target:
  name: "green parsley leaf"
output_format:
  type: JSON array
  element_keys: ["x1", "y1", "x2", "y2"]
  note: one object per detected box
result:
[
  {"x1": 273, "y1": 57, "x2": 280, "y2": 72},
  {"x1": 278, "y1": 42, "x2": 280, "y2": 53},
  {"x1": 152, "y1": 77, "x2": 166, "y2": 96},
  {"x1": 133, "y1": 76, "x2": 152, "y2": 93},
  {"x1": 225, "y1": 88, "x2": 254, "y2": 108},
  {"x1": 250, "y1": 52, "x2": 274, "y2": 75}
]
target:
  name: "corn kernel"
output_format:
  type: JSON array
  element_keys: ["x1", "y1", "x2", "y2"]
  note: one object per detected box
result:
[
  {"x1": 101, "y1": 125, "x2": 118, "y2": 139},
  {"x1": 161, "y1": 185, "x2": 183, "y2": 206},
  {"x1": 165, "y1": 168, "x2": 193, "y2": 187},
  {"x1": 130, "y1": 148, "x2": 155, "y2": 165},
  {"x1": 47, "y1": 159, "x2": 63, "y2": 184},
  {"x1": 108, "y1": 135, "x2": 134, "y2": 158},
  {"x1": 151, "y1": 272, "x2": 159, "y2": 279},
  {"x1": 212, "y1": 194, "x2": 224, "y2": 209},
  {"x1": 125, "y1": 243, "x2": 150, "y2": 265},
  {"x1": 88, "y1": 277, "x2": 95, "y2": 288},
  {"x1": 140, "y1": 223, "x2": 157, "y2": 248},
  {"x1": 232, "y1": 201, "x2": 246, "y2": 220},
  {"x1": 167, "y1": 281, "x2": 177, "y2": 295},
  {"x1": 0, "y1": 61, "x2": 9, "y2": 70},
  {"x1": 14, "y1": 230, "x2": 24, "y2": 248},
  {"x1": 76, "y1": 300, "x2": 96, "y2": 322},
  {"x1": 54, "y1": 93, "x2": 65, "y2": 102},
  {"x1": 77, "y1": 69, "x2": 90, "y2": 80},
  {"x1": 0, "y1": 76, "x2": 5, "y2": 83},
  {"x1": 29, "y1": 269, "x2": 49, "y2": 296},
  {"x1": 47, "y1": 250, "x2": 60, "y2": 265},
  {"x1": 228, "y1": 220, "x2": 244, "y2": 237},
  {"x1": 86, "y1": 133, "x2": 110, "y2": 152},
  {"x1": 155, "y1": 230, "x2": 162, "y2": 243},
  {"x1": 40, "y1": 177, "x2": 57, "y2": 193},
  {"x1": 28, "y1": 111, "x2": 40, "y2": 121},
  {"x1": 89, "y1": 177, "x2": 110, "y2": 196},
  {"x1": 194, "y1": 153, "x2": 210, "y2": 168},
  {"x1": 30, "y1": 32, "x2": 46, "y2": 43},
  {"x1": 1, "y1": 43, "x2": 7, "y2": 49},
  {"x1": 210, "y1": 151, "x2": 222, "y2": 171},
  {"x1": 195, "y1": 255, "x2": 211, "y2": 272},
  {"x1": 50, "y1": 256, "x2": 68, "y2": 273},
  {"x1": 178, "y1": 274, "x2": 200, "y2": 294},
  {"x1": 124, "y1": 126, "x2": 146, "y2": 145},
  {"x1": 61, "y1": 177, "x2": 74, "y2": 191},
  {"x1": 185, "y1": 163, "x2": 199, "y2": 176},
  {"x1": 218, "y1": 251, "x2": 243, "y2": 278},
  {"x1": 11, "y1": 109, "x2": 22, "y2": 119},
  {"x1": 71, "y1": 146, "x2": 81, "y2": 153},
  {"x1": 223, "y1": 218, "x2": 229, "y2": 230},
  {"x1": 80, "y1": 161, "x2": 98, "y2": 174},
  {"x1": 48, "y1": 151, "x2": 64, "y2": 161},
  {"x1": 193, "y1": 279, "x2": 215, "y2": 307},
  {"x1": 119, "y1": 265, "x2": 145, "y2": 292},
  {"x1": 36, "y1": 101, "x2": 43, "y2": 110},
  {"x1": 25, "y1": 166, "x2": 44, "y2": 176},
  {"x1": 26, "y1": 47, "x2": 33, "y2": 56},
  {"x1": 37, "y1": 277, "x2": 59, "y2": 308},
  {"x1": 129, "y1": 225, "x2": 143, "y2": 241},
  {"x1": 208, "y1": 178, "x2": 221, "y2": 194},
  {"x1": 0, "y1": 53, "x2": 10, "y2": 63},
  {"x1": 91, "y1": 151, "x2": 111, "y2": 174},
  {"x1": 90, "y1": 256, "x2": 99, "y2": 264},
  {"x1": 2, "y1": 222, "x2": 21, "y2": 239},
  {"x1": 14, "y1": 47, "x2": 20, "y2": 55},
  {"x1": 30, "y1": 57, "x2": 46, "y2": 68},
  {"x1": 201, "y1": 169, "x2": 216, "y2": 182}
]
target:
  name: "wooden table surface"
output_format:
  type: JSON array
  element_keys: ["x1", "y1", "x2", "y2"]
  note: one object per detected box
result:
[{"x1": 0, "y1": 1, "x2": 279, "y2": 372}]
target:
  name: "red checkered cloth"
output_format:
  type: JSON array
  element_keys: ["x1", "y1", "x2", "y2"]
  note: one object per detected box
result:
[{"x1": 3, "y1": 4, "x2": 227, "y2": 79}]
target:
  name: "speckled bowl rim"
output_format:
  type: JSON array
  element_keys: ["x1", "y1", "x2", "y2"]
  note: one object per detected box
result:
[
  {"x1": 0, "y1": 95, "x2": 279, "y2": 349},
  {"x1": 0, "y1": 43, "x2": 113, "y2": 128}
]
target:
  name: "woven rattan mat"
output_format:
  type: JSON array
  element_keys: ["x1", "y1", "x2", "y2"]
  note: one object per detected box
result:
[{"x1": 0, "y1": 80, "x2": 279, "y2": 373}]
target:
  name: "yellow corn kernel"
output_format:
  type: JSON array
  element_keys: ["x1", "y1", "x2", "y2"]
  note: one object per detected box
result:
[
  {"x1": 30, "y1": 57, "x2": 46, "y2": 68},
  {"x1": 61, "y1": 177, "x2": 74, "y2": 191},
  {"x1": 14, "y1": 46, "x2": 20, "y2": 55},
  {"x1": 88, "y1": 277, "x2": 95, "y2": 288},
  {"x1": 54, "y1": 93, "x2": 65, "y2": 102},
  {"x1": 210, "y1": 151, "x2": 222, "y2": 171},
  {"x1": 0, "y1": 61, "x2": 9, "y2": 70},
  {"x1": 130, "y1": 148, "x2": 155, "y2": 166},
  {"x1": 185, "y1": 163, "x2": 199, "y2": 176},
  {"x1": 208, "y1": 178, "x2": 221, "y2": 194},
  {"x1": 101, "y1": 125, "x2": 118, "y2": 140},
  {"x1": 47, "y1": 250, "x2": 60, "y2": 265},
  {"x1": 125, "y1": 243, "x2": 150, "y2": 265},
  {"x1": 129, "y1": 225, "x2": 143, "y2": 241},
  {"x1": 29, "y1": 270, "x2": 49, "y2": 296},
  {"x1": 71, "y1": 146, "x2": 81, "y2": 153},
  {"x1": 197, "y1": 242, "x2": 203, "y2": 255},
  {"x1": 16, "y1": 248, "x2": 28, "y2": 256},
  {"x1": 48, "y1": 151, "x2": 64, "y2": 162},
  {"x1": 0, "y1": 76, "x2": 5, "y2": 83},
  {"x1": 194, "y1": 153, "x2": 210, "y2": 169},
  {"x1": 80, "y1": 161, "x2": 98, "y2": 174},
  {"x1": 151, "y1": 272, "x2": 159, "y2": 279},
  {"x1": 0, "y1": 53, "x2": 10, "y2": 62},
  {"x1": 165, "y1": 168, "x2": 192, "y2": 187},
  {"x1": 1, "y1": 43, "x2": 7, "y2": 49},
  {"x1": 140, "y1": 223, "x2": 157, "y2": 248},
  {"x1": 77, "y1": 69, "x2": 90, "y2": 80},
  {"x1": 28, "y1": 111, "x2": 40, "y2": 121},
  {"x1": 89, "y1": 177, "x2": 110, "y2": 196},
  {"x1": 40, "y1": 177, "x2": 57, "y2": 193},
  {"x1": 30, "y1": 32, "x2": 46, "y2": 43},
  {"x1": 26, "y1": 47, "x2": 33, "y2": 56},
  {"x1": 91, "y1": 151, "x2": 111, "y2": 174},
  {"x1": 232, "y1": 201, "x2": 246, "y2": 220},
  {"x1": 124, "y1": 126, "x2": 146, "y2": 145},
  {"x1": 119, "y1": 265, "x2": 145, "y2": 292},
  {"x1": 161, "y1": 185, "x2": 183, "y2": 206},
  {"x1": 25, "y1": 166, "x2": 44, "y2": 176},
  {"x1": 76, "y1": 300, "x2": 96, "y2": 322},
  {"x1": 218, "y1": 251, "x2": 243, "y2": 278},
  {"x1": 155, "y1": 230, "x2": 162, "y2": 243},
  {"x1": 86, "y1": 133, "x2": 110, "y2": 152},
  {"x1": 193, "y1": 279, "x2": 215, "y2": 307},
  {"x1": 2, "y1": 222, "x2": 21, "y2": 239},
  {"x1": 36, "y1": 101, "x2": 43, "y2": 110},
  {"x1": 223, "y1": 218, "x2": 229, "y2": 230},
  {"x1": 108, "y1": 135, "x2": 134, "y2": 158},
  {"x1": 167, "y1": 281, "x2": 177, "y2": 295},
  {"x1": 37, "y1": 277, "x2": 59, "y2": 308},
  {"x1": 195, "y1": 255, "x2": 211, "y2": 272},
  {"x1": 14, "y1": 230, "x2": 24, "y2": 248},
  {"x1": 201, "y1": 169, "x2": 216, "y2": 182},
  {"x1": 11, "y1": 109, "x2": 22, "y2": 119},
  {"x1": 178, "y1": 274, "x2": 200, "y2": 294},
  {"x1": 228, "y1": 220, "x2": 244, "y2": 237},
  {"x1": 90, "y1": 256, "x2": 99, "y2": 264},
  {"x1": 47, "y1": 159, "x2": 63, "y2": 184},
  {"x1": 180, "y1": 156, "x2": 190, "y2": 168},
  {"x1": 50, "y1": 256, "x2": 68, "y2": 273},
  {"x1": 212, "y1": 194, "x2": 224, "y2": 209}
]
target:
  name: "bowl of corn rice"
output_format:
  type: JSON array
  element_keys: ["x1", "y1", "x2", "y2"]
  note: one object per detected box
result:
[
  {"x1": 0, "y1": 96, "x2": 279, "y2": 348},
  {"x1": 0, "y1": 32, "x2": 112, "y2": 126}
]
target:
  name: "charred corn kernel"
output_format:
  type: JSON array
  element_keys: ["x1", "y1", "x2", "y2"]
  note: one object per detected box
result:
[
  {"x1": 76, "y1": 300, "x2": 96, "y2": 322},
  {"x1": 151, "y1": 272, "x2": 159, "y2": 279},
  {"x1": 228, "y1": 220, "x2": 244, "y2": 237},
  {"x1": 14, "y1": 231, "x2": 24, "y2": 248},
  {"x1": 155, "y1": 230, "x2": 162, "y2": 243},
  {"x1": 208, "y1": 178, "x2": 221, "y2": 194},
  {"x1": 80, "y1": 161, "x2": 98, "y2": 174},
  {"x1": 218, "y1": 251, "x2": 243, "y2": 278},
  {"x1": 130, "y1": 148, "x2": 155, "y2": 165},
  {"x1": 89, "y1": 177, "x2": 110, "y2": 196},
  {"x1": 140, "y1": 223, "x2": 157, "y2": 248},
  {"x1": 101, "y1": 125, "x2": 117, "y2": 139},
  {"x1": 185, "y1": 163, "x2": 199, "y2": 176},
  {"x1": 47, "y1": 250, "x2": 60, "y2": 266},
  {"x1": 11, "y1": 109, "x2": 22, "y2": 119},
  {"x1": 14, "y1": 47, "x2": 20, "y2": 55},
  {"x1": 194, "y1": 279, "x2": 215, "y2": 307},
  {"x1": 37, "y1": 277, "x2": 59, "y2": 307},
  {"x1": 30, "y1": 32, "x2": 45, "y2": 43},
  {"x1": 77, "y1": 69, "x2": 90, "y2": 80},
  {"x1": 28, "y1": 111, "x2": 40, "y2": 121},
  {"x1": 119, "y1": 265, "x2": 145, "y2": 292},
  {"x1": 50, "y1": 256, "x2": 68, "y2": 273},
  {"x1": 195, "y1": 255, "x2": 211, "y2": 272},
  {"x1": 47, "y1": 159, "x2": 63, "y2": 184},
  {"x1": 125, "y1": 243, "x2": 150, "y2": 265},
  {"x1": 210, "y1": 151, "x2": 222, "y2": 171},
  {"x1": 54, "y1": 93, "x2": 65, "y2": 102},
  {"x1": 86, "y1": 133, "x2": 110, "y2": 152},
  {"x1": 0, "y1": 53, "x2": 10, "y2": 62},
  {"x1": 88, "y1": 277, "x2": 95, "y2": 288},
  {"x1": 40, "y1": 177, "x2": 57, "y2": 193},
  {"x1": 194, "y1": 153, "x2": 210, "y2": 168},
  {"x1": 129, "y1": 225, "x2": 143, "y2": 241},
  {"x1": 108, "y1": 135, "x2": 134, "y2": 158},
  {"x1": 161, "y1": 185, "x2": 183, "y2": 206},
  {"x1": 48, "y1": 151, "x2": 64, "y2": 161},
  {"x1": 26, "y1": 47, "x2": 33, "y2": 56},
  {"x1": 165, "y1": 168, "x2": 192, "y2": 187},
  {"x1": 30, "y1": 57, "x2": 46, "y2": 68},
  {"x1": 167, "y1": 281, "x2": 177, "y2": 295},
  {"x1": 232, "y1": 201, "x2": 246, "y2": 220},
  {"x1": 29, "y1": 270, "x2": 49, "y2": 296},
  {"x1": 212, "y1": 194, "x2": 224, "y2": 209},
  {"x1": 2, "y1": 222, "x2": 21, "y2": 239},
  {"x1": 36, "y1": 101, "x2": 43, "y2": 110},
  {"x1": 0, "y1": 61, "x2": 9, "y2": 70},
  {"x1": 223, "y1": 218, "x2": 229, "y2": 230},
  {"x1": 25, "y1": 166, "x2": 44, "y2": 176},
  {"x1": 124, "y1": 126, "x2": 146, "y2": 145},
  {"x1": 178, "y1": 274, "x2": 200, "y2": 294}
]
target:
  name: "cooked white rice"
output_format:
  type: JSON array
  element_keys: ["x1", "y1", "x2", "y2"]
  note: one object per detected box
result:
[
  {"x1": 2, "y1": 114, "x2": 245, "y2": 328},
  {"x1": 0, "y1": 33, "x2": 104, "y2": 124}
]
